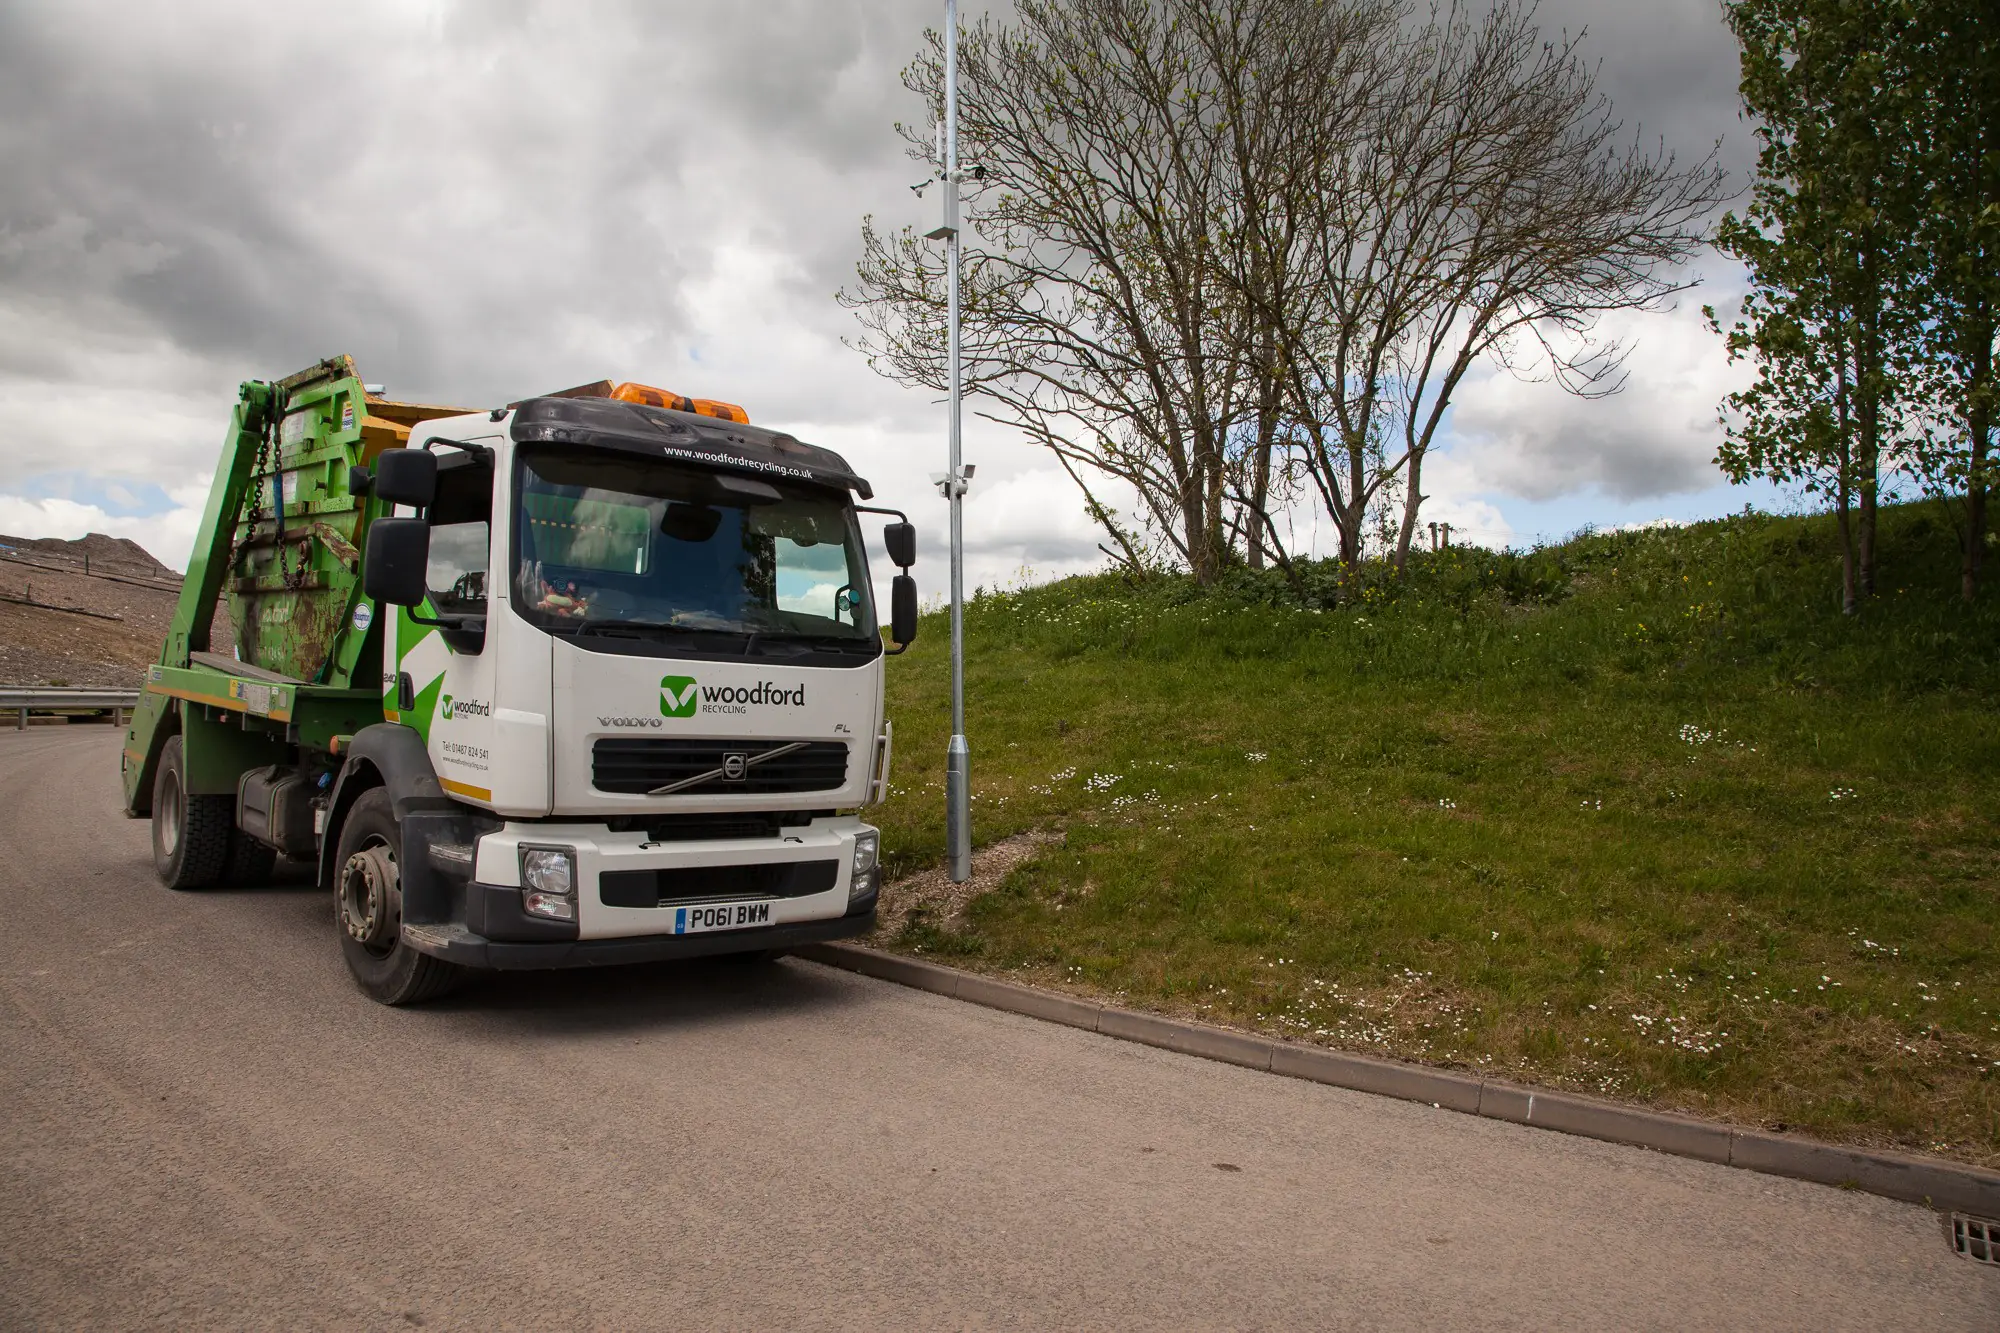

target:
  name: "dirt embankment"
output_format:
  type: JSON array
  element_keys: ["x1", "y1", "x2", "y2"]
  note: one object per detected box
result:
[{"x1": 0, "y1": 533, "x2": 230, "y2": 688}]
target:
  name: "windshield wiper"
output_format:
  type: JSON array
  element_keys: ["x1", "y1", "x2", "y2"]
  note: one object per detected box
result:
[
  {"x1": 569, "y1": 621, "x2": 650, "y2": 640},
  {"x1": 790, "y1": 632, "x2": 880, "y2": 654},
  {"x1": 556, "y1": 617, "x2": 873, "y2": 658},
  {"x1": 569, "y1": 620, "x2": 755, "y2": 652},
  {"x1": 568, "y1": 618, "x2": 706, "y2": 636},
  {"x1": 738, "y1": 631, "x2": 881, "y2": 658}
]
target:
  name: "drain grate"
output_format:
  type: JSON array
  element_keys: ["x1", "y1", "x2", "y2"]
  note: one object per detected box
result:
[{"x1": 1952, "y1": 1214, "x2": 2000, "y2": 1264}]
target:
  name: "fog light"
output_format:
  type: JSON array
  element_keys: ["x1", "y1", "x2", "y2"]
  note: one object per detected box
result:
[
  {"x1": 849, "y1": 868, "x2": 877, "y2": 904},
  {"x1": 523, "y1": 890, "x2": 577, "y2": 921},
  {"x1": 851, "y1": 830, "x2": 880, "y2": 877}
]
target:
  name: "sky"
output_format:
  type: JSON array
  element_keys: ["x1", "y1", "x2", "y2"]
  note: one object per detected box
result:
[{"x1": 0, "y1": 0, "x2": 1788, "y2": 591}]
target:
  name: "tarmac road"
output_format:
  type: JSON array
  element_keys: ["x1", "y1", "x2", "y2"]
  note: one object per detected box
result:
[{"x1": 3, "y1": 726, "x2": 1995, "y2": 1331}]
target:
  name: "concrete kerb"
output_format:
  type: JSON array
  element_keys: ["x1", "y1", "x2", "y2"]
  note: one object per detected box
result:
[{"x1": 794, "y1": 941, "x2": 2000, "y2": 1217}]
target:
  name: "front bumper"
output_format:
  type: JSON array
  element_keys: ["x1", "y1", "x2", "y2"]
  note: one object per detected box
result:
[
  {"x1": 400, "y1": 903, "x2": 875, "y2": 970},
  {"x1": 400, "y1": 813, "x2": 880, "y2": 970}
]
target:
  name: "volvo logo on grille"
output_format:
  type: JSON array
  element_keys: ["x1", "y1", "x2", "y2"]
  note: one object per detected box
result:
[{"x1": 639, "y1": 741, "x2": 815, "y2": 796}]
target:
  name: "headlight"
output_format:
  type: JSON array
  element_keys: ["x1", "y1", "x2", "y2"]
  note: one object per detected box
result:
[
  {"x1": 520, "y1": 846, "x2": 576, "y2": 920},
  {"x1": 521, "y1": 847, "x2": 574, "y2": 894},
  {"x1": 851, "y1": 830, "x2": 880, "y2": 877}
]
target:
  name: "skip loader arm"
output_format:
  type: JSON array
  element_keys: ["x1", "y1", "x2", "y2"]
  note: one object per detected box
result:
[{"x1": 120, "y1": 379, "x2": 283, "y2": 815}]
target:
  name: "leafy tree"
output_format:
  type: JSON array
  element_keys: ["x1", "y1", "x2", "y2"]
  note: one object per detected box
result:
[
  {"x1": 1713, "y1": 0, "x2": 1959, "y2": 610},
  {"x1": 1903, "y1": 0, "x2": 2000, "y2": 600}
]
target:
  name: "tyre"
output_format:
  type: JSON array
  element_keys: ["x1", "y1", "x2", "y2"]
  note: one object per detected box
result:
[
  {"x1": 219, "y1": 831, "x2": 278, "y2": 887},
  {"x1": 152, "y1": 735, "x2": 231, "y2": 890},
  {"x1": 333, "y1": 788, "x2": 466, "y2": 1006}
]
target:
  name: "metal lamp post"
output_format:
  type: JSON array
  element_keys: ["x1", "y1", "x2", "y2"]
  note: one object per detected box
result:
[{"x1": 924, "y1": 0, "x2": 972, "y2": 884}]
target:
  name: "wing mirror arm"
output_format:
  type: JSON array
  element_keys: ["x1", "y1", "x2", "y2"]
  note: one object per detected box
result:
[{"x1": 855, "y1": 505, "x2": 917, "y2": 571}]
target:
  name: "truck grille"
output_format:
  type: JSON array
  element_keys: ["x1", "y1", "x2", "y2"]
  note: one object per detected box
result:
[
  {"x1": 600, "y1": 860, "x2": 840, "y2": 908},
  {"x1": 592, "y1": 738, "x2": 849, "y2": 796}
]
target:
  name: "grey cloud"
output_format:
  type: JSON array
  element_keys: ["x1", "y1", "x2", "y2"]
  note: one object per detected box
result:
[
  {"x1": 0, "y1": 1, "x2": 821, "y2": 405},
  {"x1": 962, "y1": 528, "x2": 1104, "y2": 562},
  {"x1": 1446, "y1": 299, "x2": 1740, "y2": 503},
  {"x1": 1463, "y1": 412, "x2": 1724, "y2": 502},
  {"x1": 2, "y1": 0, "x2": 1758, "y2": 562},
  {"x1": 674, "y1": 0, "x2": 980, "y2": 171},
  {"x1": 1421, "y1": 0, "x2": 1753, "y2": 507},
  {"x1": 2, "y1": 21, "x2": 322, "y2": 302},
  {"x1": 1534, "y1": 0, "x2": 1753, "y2": 187}
]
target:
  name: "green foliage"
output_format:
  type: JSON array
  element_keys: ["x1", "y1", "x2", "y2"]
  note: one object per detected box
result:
[
  {"x1": 876, "y1": 505, "x2": 2000, "y2": 1161},
  {"x1": 1901, "y1": 0, "x2": 2000, "y2": 594},
  {"x1": 1714, "y1": 0, "x2": 2000, "y2": 601},
  {"x1": 960, "y1": 505, "x2": 1996, "y2": 689},
  {"x1": 1712, "y1": 0, "x2": 1922, "y2": 582}
]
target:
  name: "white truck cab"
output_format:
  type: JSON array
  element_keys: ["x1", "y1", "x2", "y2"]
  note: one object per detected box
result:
[{"x1": 333, "y1": 388, "x2": 917, "y2": 1000}]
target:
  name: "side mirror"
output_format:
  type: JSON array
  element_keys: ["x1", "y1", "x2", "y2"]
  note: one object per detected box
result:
[
  {"x1": 373, "y1": 448, "x2": 437, "y2": 509},
  {"x1": 890, "y1": 574, "x2": 918, "y2": 648},
  {"x1": 884, "y1": 521, "x2": 916, "y2": 569},
  {"x1": 364, "y1": 517, "x2": 431, "y2": 607}
]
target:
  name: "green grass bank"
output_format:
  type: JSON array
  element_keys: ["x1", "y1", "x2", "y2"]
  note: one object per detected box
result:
[{"x1": 870, "y1": 503, "x2": 2000, "y2": 1167}]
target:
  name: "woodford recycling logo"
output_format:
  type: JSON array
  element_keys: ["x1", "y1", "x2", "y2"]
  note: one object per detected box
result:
[
  {"x1": 660, "y1": 676, "x2": 699, "y2": 719},
  {"x1": 660, "y1": 675, "x2": 805, "y2": 718}
]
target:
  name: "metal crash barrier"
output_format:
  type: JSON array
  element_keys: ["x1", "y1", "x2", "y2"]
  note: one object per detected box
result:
[{"x1": 0, "y1": 687, "x2": 140, "y2": 730}]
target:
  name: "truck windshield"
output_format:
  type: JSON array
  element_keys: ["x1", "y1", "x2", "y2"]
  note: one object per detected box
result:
[{"x1": 512, "y1": 450, "x2": 876, "y2": 647}]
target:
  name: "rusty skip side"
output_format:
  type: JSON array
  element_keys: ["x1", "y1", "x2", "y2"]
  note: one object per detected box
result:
[
  {"x1": 224, "y1": 362, "x2": 471, "y2": 686},
  {"x1": 122, "y1": 357, "x2": 473, "y2": 815}
]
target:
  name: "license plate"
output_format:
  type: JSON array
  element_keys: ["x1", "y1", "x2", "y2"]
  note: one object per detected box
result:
[{"x1": 672, "y1": 900, "x2": 774, "y2": 935}]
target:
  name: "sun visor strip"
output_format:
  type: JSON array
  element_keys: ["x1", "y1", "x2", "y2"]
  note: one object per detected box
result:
[{"x1": 508, "y1": 395, "x2": 874, "y2": 500}]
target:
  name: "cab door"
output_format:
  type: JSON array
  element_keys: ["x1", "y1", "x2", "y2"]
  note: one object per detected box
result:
[{"x1": 391, "y1": 448, "x2": 502, "y2": 805}]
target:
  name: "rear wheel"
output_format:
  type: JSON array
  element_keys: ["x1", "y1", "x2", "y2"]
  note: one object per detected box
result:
[
  {"x1": 219, "y1": 831, "x2": 278, "y2": 887},
  {"x1": 151, "y1": 735, "x2": 231, "y2": 890},
  {"x1": 333, "y1": 788, "x2": 465, "y2": 1005}
]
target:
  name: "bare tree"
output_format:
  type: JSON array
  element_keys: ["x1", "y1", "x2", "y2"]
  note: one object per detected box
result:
[
  {"x1": 844, "y1": 0, "x2": 1725, "y2": 589},
  {"x1": 1193, "y1": 2, "x2": 1384, "y2": 578},
  {"x1": 845, "y1": 0, "x2": 1388, "y2": 584},
  {"x1": 1243, "y1": 3, "x2": 1726, "y2": 580}
]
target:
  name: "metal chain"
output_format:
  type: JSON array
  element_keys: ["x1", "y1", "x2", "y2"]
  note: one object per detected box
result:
[
  {"x1": 228, "y1": 389, "x2": 310, "y2": 593},
  {"x1": 267, "y1": 402, "x2": 296, "y2": 591},
  {"x1": 258, "y1": 390, "x2": 310, "y2": 593},
  {"x1": 224, "y1": 396, "x2": 274, "y2": 582}
]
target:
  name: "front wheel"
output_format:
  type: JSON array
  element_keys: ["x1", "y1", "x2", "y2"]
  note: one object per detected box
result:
[{"x1": 332, "y1": 788, "x2": 465, "y2": 1005}]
